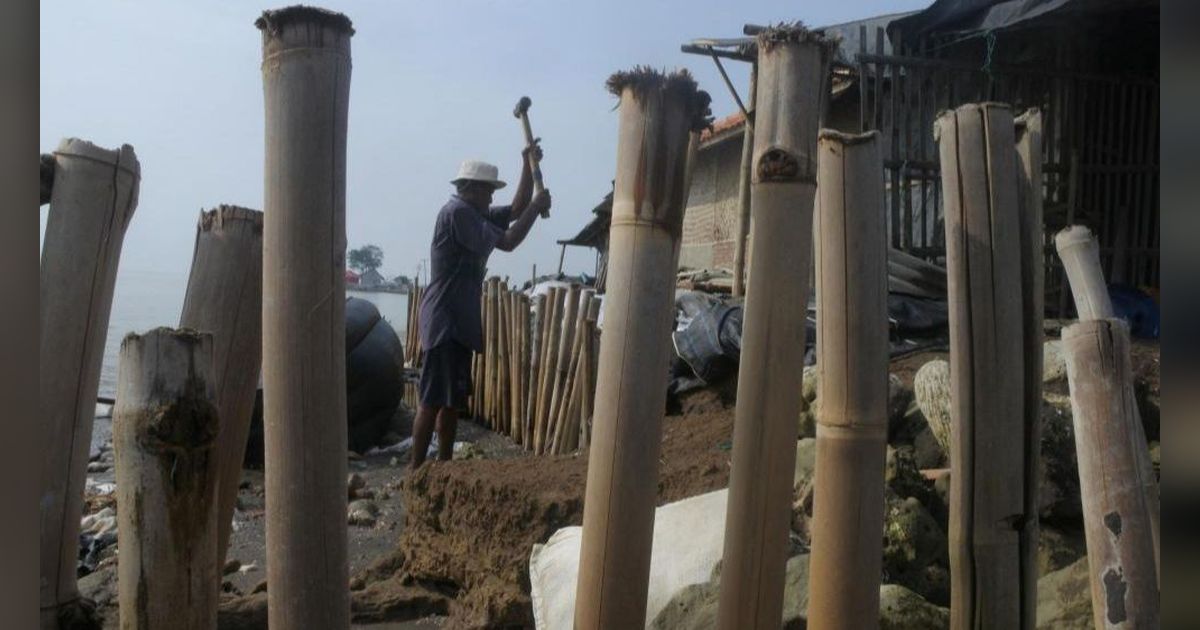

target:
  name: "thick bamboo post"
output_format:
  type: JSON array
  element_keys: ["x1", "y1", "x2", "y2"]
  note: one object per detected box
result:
[
  {"x1": 257, "y1": 7, "x2": 353, "y2": 629},
  {"x1": 717, "y1": 27, "x2": 832, "y2": 630},
  {"x1": 39, "y1": 138, "x2": 140, "y2": 627},
  {"x1": 1014, "y1": 110, "x2": 1044, "y2": 628},
  {"x1": 1055, "y1": 225, "x2": 1115, "y2": 320},
  {"x1": 114, "y1": 328, "x2": 220, "y2": 630},
  {"x1": 575, "y1": 68, "x2": 708, "y2": 629},
  {"x1": 806, "y1": 130, "x2": 888, "y2": 630},
  {"x1": 179, "y1": 205, "x2": 264, "y2": 566},
  {"x1": 936, "y1": 102, "x2": 1027, "y2": 629},
  {"x1": 527, "y1": 294, "x2": 546, "y2": 448},
  {"x1": 1062, "y1": 320, "x2": 1160, "y2": 628},
  {"x1": 731, "y1": 63, "x2": 757, "y2": 297},
  {"x1": 484, "y1": 278, "x2": 497, "y2": 426},
  {"x1": 1055, "y1": 225, "x2": 1160, "y2": 580},
  {"x1": 510, "y1": 291, "x2": 521, "y2": 436},
  {"x1": 578, "y1": 298, "x2": 601, "y2": 451},
  {"x1": 497, "y1": 282, "x2": 510, "y2": 429}
]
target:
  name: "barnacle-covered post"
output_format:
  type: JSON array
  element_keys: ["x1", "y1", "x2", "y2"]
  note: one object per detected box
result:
[
  {"x1": 256, "y1": 6, "x2": 353, "y2": 629},
  {"x1": 574, "y1": 68, "x2": 709, "y2": 630},
  {"x1": 114, "y1": 328, "x2": 220, "y2": 629},
  {"x1": 716, "y1": 25, "x2": 832, "y2": 630},
  {"x1": 935, "y1": 102, "x2": 1027, "y2": 629},
  {"x1": 806, "y1": 130, "x2": 889, "y2": 630},
  {"x1": 178, "y1": 205, "x2": 264, "y2": 565},
  {"x1": 39, "y1": 138, "x2": 140, "y2": 628}
]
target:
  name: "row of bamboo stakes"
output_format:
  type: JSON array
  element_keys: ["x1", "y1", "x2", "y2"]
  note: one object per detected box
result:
[{"x1": 401, "y1": 277, "x2": 602, "y2": 456}]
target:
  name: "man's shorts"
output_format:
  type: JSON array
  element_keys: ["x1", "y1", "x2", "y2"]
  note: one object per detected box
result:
[{"x1": 418, "y1": 341, "x2": 473, "y2": 409}]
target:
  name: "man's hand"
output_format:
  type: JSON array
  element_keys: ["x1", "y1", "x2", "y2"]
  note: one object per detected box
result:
[
  {"x1": 522, "y1": 138, "x2": 544, "y2": 163},
  {"x1": 529, "y1": 189, "x2": 552, "y2": 215}
]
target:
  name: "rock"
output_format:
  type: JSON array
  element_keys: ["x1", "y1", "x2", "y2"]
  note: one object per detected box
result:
[
  {"x1": 878, "y1": 583, "x2": 950, "y2": 630},
  {"x1": 80, "y1": 507, "x2": 117, "y2": 536},
  {"x1": 886, "y1": 446, "x2": 933, "y2": 507},
  {"x1": 802, "y1": 365, "x2": 819, "y2": 402},
  {"x1": 650, "y1": 553, "x2": 811, "y2": 629},
  {"x1": 348, "y1": 499, "x2": 379, "y2": 527},
  {"x1": 931, "y1": 469, "x2": 951, "y2": 528},
  {"x1": 1039, "y1": 397, "x2": 1082, "y2": 522},
  {"x1": 1038, "y1": 525, "x2": 1087, "y2": 576},
  {"x1": 882, "y1": 493, "x2": 949, "y2": 605},
  {"x1": 1149, "y1": 441, "x2": 1160, "y2": 473},
  {"x1": 913, "y1": 360, "x2": 952, "y2": 456},
  {"x1": 886, "y1": 374, "x2": 914, "y2": 439},
  {"x1": 223, "y1": 559, "x2": 242, "y2": 576},
  {"x1": 1036, "y1": 556, "x2": 1092, "y2": 629},
  {"x1": 347, "y1": 472, "x2": 367, "y2": 499},
  {"x1": 793, "y1": 438, "x2": 817, "y2": 492},
  {"x1": 86, "y1": 461, "x2": 109, "y2": 473},
  {"x1": 797, "y1": 406, "x2": 817, "y2": 439},
  {"x1": 238, "y1": 561, "x2": 260, "y2": 574},
  {"x1": 77, "y1": 564, "x2": 117, "y2": 608},
  {"x1": 1043, "y1": 340, "x2": 1067, "y2": 382},
  {"x1": 911, "y1": 424, "x2": 947, "y2": 469}
]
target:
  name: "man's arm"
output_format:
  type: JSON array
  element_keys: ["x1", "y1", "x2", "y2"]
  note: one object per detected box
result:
[
  {"x1": 496, "y1": 189, "x2": 550, "y2": 252},
  {"x1": 509, "y1": 142, "x2": 539, "y2": 221}
]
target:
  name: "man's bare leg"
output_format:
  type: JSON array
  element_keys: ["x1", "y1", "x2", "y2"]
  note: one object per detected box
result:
[
  {"x1": 435, "y1": 407, "x2": 459, "y2": 461},
  {"x1": 410, "y1": 404, "x2": 440, "y2": 470}
]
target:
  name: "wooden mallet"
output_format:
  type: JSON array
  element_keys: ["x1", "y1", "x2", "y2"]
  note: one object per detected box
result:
[{"x1": 514, "y1": 95, "x2": 549, "y2": 217}]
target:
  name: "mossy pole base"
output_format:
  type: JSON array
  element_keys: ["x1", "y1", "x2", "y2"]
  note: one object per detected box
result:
[
  {"x1": 574, "y1": 69, "x2": 707, "y2": 630},
  {"x1": 257, "y1": 7, "x2": 354, "y2": 629},
  {"x1": 1062, "y1": 320, "x2": 1160, "y2": 628},
  {"x1": 717, "y1": 26, "x2": 832, "y2": 630},
  {"x1": 936, "y1": 102, "x2": 1029, "y2": 629},
  {"x1": 114, "y1": 328, "x2": 220, "y2": 630},
  {"x1": 179, "y1": 205, "x2": 264, "y2": 566},
  {"x1": 806, "y1": 130, "x2": 888, "y2": 630},
  {"x1": 39, "y1": 138, "x2": 140, "y2": 629}
]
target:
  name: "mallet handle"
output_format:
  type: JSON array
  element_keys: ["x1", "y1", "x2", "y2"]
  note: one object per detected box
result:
[{"x1": 518, "y1": 113, "x2": 549, "y2": 217}]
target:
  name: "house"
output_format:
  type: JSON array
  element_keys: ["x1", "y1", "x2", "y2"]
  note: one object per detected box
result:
[
  {"x1": 359, "y1": 268, "x2": 387, "y2": 289},
  {"x1": 557, "y1": 191, "x2": 612, "y2": 292},
  {"x1": 679, "y1": 0, "x2": 1159, "y2": 316},
  {"x1": 345, "y1": 269, "x2": 360, "y2": 285}
]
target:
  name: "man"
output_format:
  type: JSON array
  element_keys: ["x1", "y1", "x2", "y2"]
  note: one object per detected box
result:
[{"x1": 411, "y1": 145, "x2": 549, "y2": 469}]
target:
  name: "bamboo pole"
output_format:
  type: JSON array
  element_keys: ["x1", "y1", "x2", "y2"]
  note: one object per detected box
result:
[
  {"x1": 731, "y1": 63, "x2": 757, "y2": 297},
  {"x1": 935, "y1": 102, "x2": 1027, "y2": 629},
  {"x1": 806, "y1": 130, "x2": 889, "y2": 630},
  {"x1": 527, "y1": 294, "x2": 546, "y2": 449},
  {"x1": 114, "y1": 328, "x2": 220, "y2": 630},
  {"x1": 39, "y1": 138, "x2": 140, "y2": 627},
  {"x1": 510, "y1": 290, "x2": 521, "y2": 436},
  {"x1": 535, "y1": 288, "x2": 563, "y2": 454},
  {"x1": 578, "y1": 298, "x2": 602, "y2": 451},
  {"x1": 256, "y1": 7, "x2": 353, "y2": 629},
  {"x1": 1055, "y1": 225, "x2": 1160, "y2": 580},
  {"x1": 1014, "y1": 109, "x2": 1044, "y2": 629},
  {"x1": 497, "y1": 282, "x2": 510, "y2": 430},
  {"x1": 717, "y1": 27, "x2": 832, "y2": 630},
  {"x1": 551, "y1": 290, "x2": 593, "y2": 453},
  {"x1": 547, "y1": 285, "x2": 581, "y2": 446},
  {"x1": 485, "y1": 278, "x2": 498, "y2": 427},
  {"x1": 575, "y1": 68, "x2": 708, "y2": 629},
  {"x1": 1061, "y1": 319, "x2": 1160, "y2": 628},
  {"x1": 178, "y1": 205, "x2": 264, "y2": 567}
]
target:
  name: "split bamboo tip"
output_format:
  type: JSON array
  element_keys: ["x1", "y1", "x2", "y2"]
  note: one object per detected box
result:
[
  {"x1": 53, "y1": 138, "x2": 141, "y2": 177},
  {"x1": 120, "y1": 326, "x2": 209, "y2": 350},
  {"x1": 198, "y1": 205, "x2": 264, "y2": 232},
  {"x1": 1014, "y1": 108, "x2": 1043, "y2": 133},
  {"x1": 1054, "y1": 224, "x2": 1097, "y2": 251},
  {"x1": 256, "y1": 5, "x2": 355, "y2": 35},
  {"x1": 605, "y1": 67, "x2": 713, "y2": 131},
  {"x1": 932, "y1": 101, "x2": 1014, "y2": 140},
  {"x1": 1061, "y1": 316, "x2": 1130, "y2": 344},
  {"x1": 817, "y1": 128, "x2": 880, "y2": 146},
  {"x1": 753, "y1": 22, "x2": 838, "y2": 55}
]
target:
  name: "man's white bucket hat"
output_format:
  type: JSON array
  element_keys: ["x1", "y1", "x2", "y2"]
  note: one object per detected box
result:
[{"x1": 451, "y1": 160, "x2": 506, "y2": 189}]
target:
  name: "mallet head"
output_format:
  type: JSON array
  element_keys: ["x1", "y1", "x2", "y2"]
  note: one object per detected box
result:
[{"x1": 514, "y1": 96, "x2": 532, "y2": 118}]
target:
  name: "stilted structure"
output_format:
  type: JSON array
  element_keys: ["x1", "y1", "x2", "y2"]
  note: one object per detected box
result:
[
  {"x1": 39, "y1": 138, "x2": 140, "y2": 628},
  {"x1": 717, "y1": 25, "x2": 832, "y2": 630},
  {"x1": 936, "y1": 102, "x2": 1030, "y2": 629},
  {"x1": 574, "y1": 68, "x2": 709, "y2": 629},
  {"x1": 179, "y1": 205, "x2": 264, "y2": 565},
  {"x1": 256, "y1": 6, "x2": 354, "y2": 629},
  {"x1": 806, "y1": 130, "x2": 888, "y2": 630},
  {"x1": 113, "y1": 328, "x2": 220, "y2": 630}
]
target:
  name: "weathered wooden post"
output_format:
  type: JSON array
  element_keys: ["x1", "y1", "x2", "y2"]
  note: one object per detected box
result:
[
  {"x1": 256, "y1": 6, "x2": 353, "y2": 629},
  {"x1": 114, "y1": 328, "x2": 220, "y2": 630},
  {"x1": 39, "y1": 138, "x2": 140, "y2": 627},
  {"x1": 178, "y1": 205, "x2": 264, "y2": 566},
  {"x1": 1061, "y1": 319, "x2": 1160, "y2": 628},
  {"x1": 731, "y1": 63, "x2": 757, "y2": 297},
  {"x1": 1055, "y1": 224, "x2": 1160, "y2": 581},
  {"x1": 806, "y1": 130, "x2": 888, "y2": 630},
  {"x1": 575, "y1": 68, "x2": 708, "y2": 629},
  {"x1": 935, "y1": 102, "x2": 1029, "y2": 629},
  {"x1": 717, "y1": 26, "x2": 832, "y2": 630},
  {"x1": 1014, "y1": 110, "x2": 1044, "y2": 628}
]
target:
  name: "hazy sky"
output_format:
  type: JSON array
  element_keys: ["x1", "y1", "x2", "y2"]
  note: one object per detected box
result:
[{"x1": 40, "y1": 0, "x2": 927, "y2": 284}]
